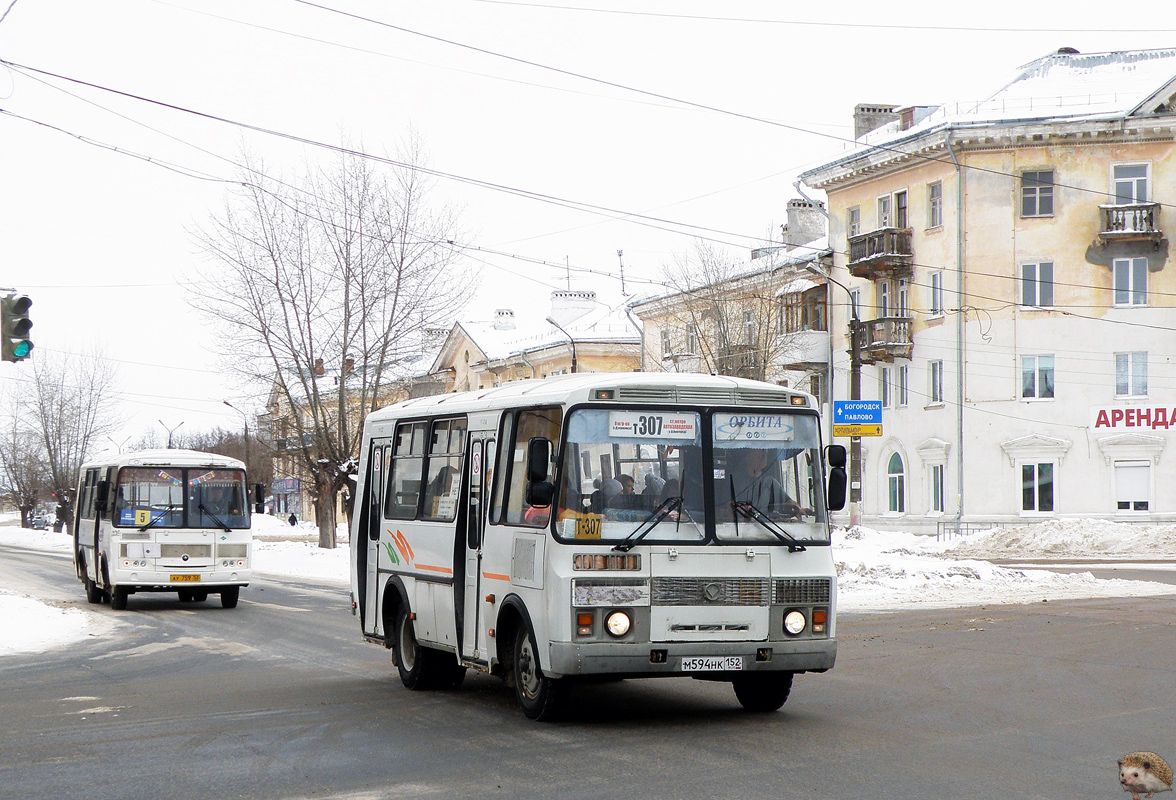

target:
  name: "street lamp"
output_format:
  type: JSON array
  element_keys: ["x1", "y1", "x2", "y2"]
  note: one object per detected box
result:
[
  {"x1": 545, "y1": 316, "x2": 578, "y2": 374},
  {"x1": 224, "y1": 400, "x2": 251, "y2": 473},
  {"x1": 806, "y1": 263, "x2": 863, "y2": 526},
  {"x1": 159, "y1": 419, "x2": 184, "y2": 449}
]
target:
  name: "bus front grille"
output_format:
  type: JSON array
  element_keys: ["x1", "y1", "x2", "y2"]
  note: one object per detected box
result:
[
  {"x1": 651, "y1": 577, "x2": 770, "y2": 606},
  {"x1": 159, "y1": 544, "x2": 212, "y2": 559},
  {"x1": 773, "y1": 578, "x2": 832, "y2": 604}
]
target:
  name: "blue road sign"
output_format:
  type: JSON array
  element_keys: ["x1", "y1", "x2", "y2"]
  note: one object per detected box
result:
[{"x1": 833, "y1": 400, "x2": 883, "y2": 425}]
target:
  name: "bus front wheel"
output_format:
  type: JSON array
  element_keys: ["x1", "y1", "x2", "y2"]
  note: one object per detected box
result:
[
  {"x1": 732, "y1": 672, "x2": 793, "y2": 712},
  {"x1": 512, "y1": 626, "x2": 567, "y2": 721},
  {"x1": 84, "y1": 577, "x2": 104, "y2": 604}
]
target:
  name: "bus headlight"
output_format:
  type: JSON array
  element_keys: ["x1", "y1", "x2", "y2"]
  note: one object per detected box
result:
[
  {"x1": 783, "y1": 610, "x2": 806, "y2": 636},
  {"x1": 605, "y1": 610, "x2": 631, "y2": 638}
]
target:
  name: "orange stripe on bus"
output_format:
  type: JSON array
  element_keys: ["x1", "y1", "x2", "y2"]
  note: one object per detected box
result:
[
  {"x1": 392, "y1": 529, "x2": 415, "y2": 561},
  {"x1": 481, "y1": 572, "x2": 510, "y2": 581},
  {"x1": 415, "y1": 563, "x2": 453, "y2": 575}
]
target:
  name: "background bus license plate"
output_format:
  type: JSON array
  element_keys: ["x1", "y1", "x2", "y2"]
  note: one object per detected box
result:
[
  {"x1": 171, "y1": 574, "x2": 201, "y2": 582},
  {"x1": 679, "y1": 656, "x2": 742, "y2": 671}
]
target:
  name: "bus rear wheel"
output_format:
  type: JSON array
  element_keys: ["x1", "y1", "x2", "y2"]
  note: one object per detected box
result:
[
  {"x1": 732, "y1": 672, "x2": 793, "y2": 712},
  {"x1": 512, "y1": 625, "x2": 567, "y2": 721},
  {"x1": 110, "y1": 586, "x2": 129, "y2": 611},
  {"x1": 220, "y1": 587, "x2": 239, "y2": 608}
]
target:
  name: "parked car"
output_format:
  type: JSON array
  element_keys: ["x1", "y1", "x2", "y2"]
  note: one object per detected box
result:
[{"x1": 30, "y1": 515, "x2": 50, "y2": 530}]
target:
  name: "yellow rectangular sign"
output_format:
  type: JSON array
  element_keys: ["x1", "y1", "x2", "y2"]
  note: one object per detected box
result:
[{"x1": 833, "y1": 424, "x2": 883, "y2": 437}]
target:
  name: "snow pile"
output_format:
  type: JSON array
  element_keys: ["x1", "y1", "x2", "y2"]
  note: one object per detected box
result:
[
  {"x1": 254, "y1": 539, "x2": 350, "y2": 584},
  {"x1": 949, "y1": 519, "x2": 1176, "y2": 560},
  {"x1": 836, "y1": 525, "x2": 1176, "y2": 611},
  {"x1": 0, "y1": 591, "x2": 113, "y2": 655}
]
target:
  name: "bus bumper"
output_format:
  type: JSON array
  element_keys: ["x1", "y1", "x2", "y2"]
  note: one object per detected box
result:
[{"x1": 546, "y1": 638, "x2": 836, "y2": 678}]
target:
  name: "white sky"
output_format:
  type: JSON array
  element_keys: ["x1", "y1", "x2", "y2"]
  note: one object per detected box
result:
[
  {"x1": 5, "y1": 513, "x2": 1176, "y2": 654},
  {"x1": 1, "y1": 0, "x2": 1175, "y2": 442}
]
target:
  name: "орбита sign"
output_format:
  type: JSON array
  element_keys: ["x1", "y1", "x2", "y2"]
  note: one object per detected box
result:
[
  {"x1": 1091, "y1": 405, "x2": 1176, "y2": 431},
  {"x1": 833, "y1": 400, "x2": 883, "y2": 437}
]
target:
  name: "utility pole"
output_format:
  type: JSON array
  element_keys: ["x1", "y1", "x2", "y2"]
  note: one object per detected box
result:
[
  {"x1": 159, "y1": 420, "x2": 184, "y2": 449},
  {"x1": 224, "y1": 400, "x2": 251, "y2": 474},
  {"x1": 807, "y1": 264, "x2": 863, "y2": 526}
]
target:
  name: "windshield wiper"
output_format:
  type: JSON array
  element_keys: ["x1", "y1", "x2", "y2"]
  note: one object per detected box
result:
[
  {"x1": 612, "y1": 495, "x2": 682, "y2": 552},
  {"x1": 198, "y1": 503, "x2": 233, "y2": 533},
  {"x1": 731, "y1": 501, "x2": 807, "y2": 552},
  {"x1": 138, "y1": 505, "x2": 181, "y2": 532}
]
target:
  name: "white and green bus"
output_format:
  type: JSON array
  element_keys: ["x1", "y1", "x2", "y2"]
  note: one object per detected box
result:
[
  {"x1": 350, "y1": 373, "x2": 846, "y2": 719},
  {"x1": 73, "y1": 449, "x2": 261, "y2": 610}
]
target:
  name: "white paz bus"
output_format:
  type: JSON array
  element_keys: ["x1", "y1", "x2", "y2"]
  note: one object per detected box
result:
[
  {"x1": 73, "y1": 449, "x2": 263, "y2": 610},
  {"x1": 350, "y1": 373, "x2": 847, "y2": 719}
]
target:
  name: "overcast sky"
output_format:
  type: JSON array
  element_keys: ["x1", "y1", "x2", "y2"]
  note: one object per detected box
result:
[{"x1": 1, "y1": 0, "x2": 1173, "y2": 445}]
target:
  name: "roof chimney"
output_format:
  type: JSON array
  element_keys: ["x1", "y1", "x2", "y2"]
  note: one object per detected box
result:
[
  {"x1": 854, "y1": 103, "x2": 900, "y2": 139},
  {"x1": 493, "y1": 309, "x2": 515, "y2": 331},
  {"x1": 547, "y1": 290, "x2": 596, "y2": 328},
  {"x1": 781, "y1": 198, "x2": 827, "y2": 247}
]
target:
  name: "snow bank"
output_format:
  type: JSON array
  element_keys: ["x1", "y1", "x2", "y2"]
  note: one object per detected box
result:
[
  {"x1": 0, "y1": 591, "x2": 117, "y2": 655},
  {"x1": 948, "y1": 519, "x2": 1176, "y2": 560}
]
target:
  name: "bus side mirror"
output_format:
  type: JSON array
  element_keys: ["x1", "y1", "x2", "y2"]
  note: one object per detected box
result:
[
  {"x1": 525, "y1": 437, "x2": 554, "y2": 508},
  {"x1": 825, "y1": 445, "x2": 847, "y2": 511},
  {"x1": 94, "y1": 480, "x2": 111, "y2": 513},
  {"x1": 526, "y1": 437, "x2": 550, "y2": 483},
  {"x1": 253, "y1": 482, "x2": 265, "y2": 514}
]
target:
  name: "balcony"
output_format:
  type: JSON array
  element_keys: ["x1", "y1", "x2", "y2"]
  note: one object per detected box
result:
[
  {"x1": 1098, "y1": 202, "x2": 1162, "y2": 247},
  {"x1": 855, "y1": 316, "x2": 913, "y2": 365},
  {"x1": 847, "y1": 227, "x2": 914, "y2": 279}
]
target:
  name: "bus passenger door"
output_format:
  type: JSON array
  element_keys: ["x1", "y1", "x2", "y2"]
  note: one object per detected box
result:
[
  {"x1": 363, "y1": 442, "x2": 390, "y2": 635},
  {"x1": 462, "y1": 433, "x2": 494, "y2": 661}
]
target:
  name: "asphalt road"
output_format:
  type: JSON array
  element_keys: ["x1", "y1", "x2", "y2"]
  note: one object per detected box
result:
[{"x1": 2, "y1": 543, "x2": 1173, "y2": 800}]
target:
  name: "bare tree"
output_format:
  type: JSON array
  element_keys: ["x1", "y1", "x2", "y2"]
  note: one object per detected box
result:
[
  {"x1": 190, "y1": 138, "x2": 472, "y2": 548},
  {"x1": 652, "y1": 240, "x2": 808, "y2": 382},
  {"x1": 0, "y1": 411, "x2": 49, "y2": 527},
  {"x1": 4, "y1": 350, "x2": 122, "y2": 533}
]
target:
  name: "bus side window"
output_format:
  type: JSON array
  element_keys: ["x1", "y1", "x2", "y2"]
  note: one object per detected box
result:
[
  {"x1": 422, "y1": 417, "x2": 466, "y2": 522},
  {"x1": 385, "y1": 421, "x2": 427, "y2": 520},
  {"x1": 489, "y1": 413, "x2": 514, "y2": 525},
  {"x1": 504, "y1": 408, "x2": 562, "y2": 527}
]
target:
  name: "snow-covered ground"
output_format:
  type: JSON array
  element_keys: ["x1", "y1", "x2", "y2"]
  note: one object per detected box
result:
[{"x1": 3, "y1": 513, "x2": 1176, "y2": 655}]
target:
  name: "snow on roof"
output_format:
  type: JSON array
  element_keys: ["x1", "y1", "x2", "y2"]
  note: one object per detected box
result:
[
  {"x1": 804, "y1": 48, "x2": 1176, "y2": 180},
  {"x1": 458, "y1": 302, "x2": 639, "y2": 363}
]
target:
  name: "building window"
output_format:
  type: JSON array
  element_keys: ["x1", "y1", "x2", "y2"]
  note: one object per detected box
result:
[
  {"x1": 848, "y1": 206, "x2": 860, "y2": 238},
  {"x1": 930, "y1": 271, "x2": 944, "y2": 315},
  {"x1": 887, "y1": 453, "x2": 905, "y2": 513},
  {"x1": 660, "y1": 329, "x2": 672, "y2": 358},
  {"x1": 1113, "y1": 257, "x2": 1148, "y2": 306},
  {"x1": 1022, "y1": 463, "x2": 1054, "y2": 512},
  {"x1": 1114, "y1": 461, "x2": 1149, "y2": 512},
  {"x1": 877, "y1": 195, "x2": 892, "y2": 228},
  {"x1": 897, "y1": 364, "x2": 909, "y2": 407},
  {"x1": 1021, "y1": 355, "x2": 1055, "y2": 400},
  {"x1": 894, "y1": 190, "x2": 908, "y2": 228},
  {"x1": 849, "y1": 288, "x2": 862, "y2": 320},
  {"x1": 743, "y1": 310, "x2": 756, "y2": 344},
  {"x1": 1021, "y1": 170, "x2": 1054, "y2": 217},
  {"x1": 809, "y1": 373, "x2": 825, "y2": 405},
  {"x1": 930, "y1": 360, "x2": 944, "y2": 404},
  {"x1": 929, "y1": 463, "x2": 945, "y2": 513},
  {"x1": 1113, "y1": 163, "x2": 1149, "y2": 204},
  {"x1": 928, "y1": 182, "x2": 943, "y2": 228},
  {"x1": 880, "y1": 367, "x2": 892, "y2": 408},
  {"x1": 1020, "y1": 261, "x2": 1054, "y2": 307},
  {"x1": 685, "y1": 323, "x2": 698, "y2": 354},
  {"x1": 1115, "y1": 352, "x2": 1148, "y2": 397}
]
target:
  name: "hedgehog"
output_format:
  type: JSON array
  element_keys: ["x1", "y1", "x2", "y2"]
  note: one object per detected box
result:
[{"x1": 1119, "y1": 752, "x2": 1173, "y2": 800}]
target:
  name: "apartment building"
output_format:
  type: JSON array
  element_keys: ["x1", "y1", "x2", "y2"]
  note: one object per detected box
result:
[{"x1": 799, "y1": 47, "x2": 1176, "y2": 530}]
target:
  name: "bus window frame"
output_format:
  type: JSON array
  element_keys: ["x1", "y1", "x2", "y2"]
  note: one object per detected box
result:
[{"x1": 490, "y1": 404, "x2": 562, "y2": 529}]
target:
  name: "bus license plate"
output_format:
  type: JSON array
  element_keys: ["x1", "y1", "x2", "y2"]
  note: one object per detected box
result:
[
  {"x1": 170, "y1": 574, "x2": 201, "y2": 582},
  {"x1": 679, "y1": 656, "x2": 742, "y2": 672}
]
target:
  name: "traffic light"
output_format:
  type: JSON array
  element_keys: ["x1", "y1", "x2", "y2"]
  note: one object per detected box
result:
[{"x1": 1, "y1": 293, "x2": 33, "y2": 362}]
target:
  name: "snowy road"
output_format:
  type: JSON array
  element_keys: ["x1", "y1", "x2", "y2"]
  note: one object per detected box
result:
[{"x1": 1, "y1": 544, "x2": 1174, "y2": 800}]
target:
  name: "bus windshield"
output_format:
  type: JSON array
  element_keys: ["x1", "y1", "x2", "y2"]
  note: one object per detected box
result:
[
  {"x1": 556, "y1": 408, "x2": 706, "y2": 544},
  {"x1": 711, "y1": 411, "x2": 829, "y2": 543},
  {"x1": 114, "y1": 467, "x2": 249, "y2": 529}
]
